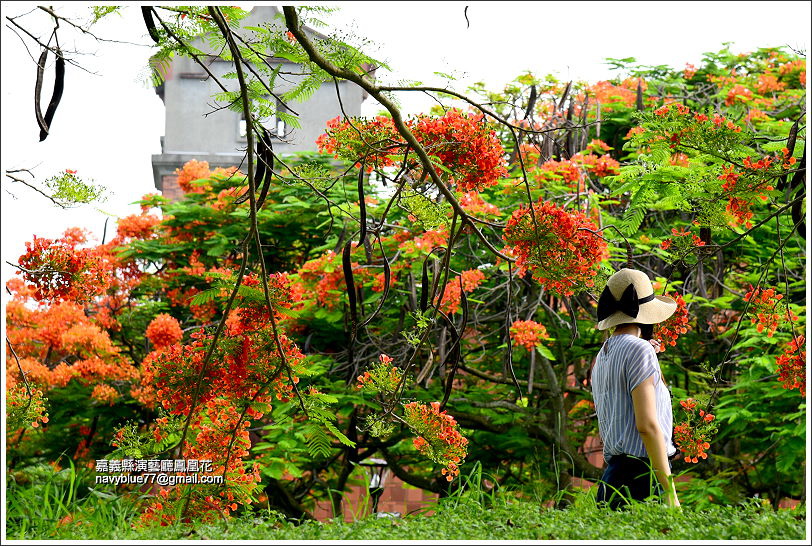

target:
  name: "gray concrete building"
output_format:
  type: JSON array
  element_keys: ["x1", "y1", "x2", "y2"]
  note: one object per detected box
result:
[{"x1": 150, "y1": 6, "x2": 367, "y2": 199}]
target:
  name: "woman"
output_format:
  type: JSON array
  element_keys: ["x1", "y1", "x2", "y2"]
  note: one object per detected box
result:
[{"x1": 591, "y1": 268, "x2": 680, "y2": 509}]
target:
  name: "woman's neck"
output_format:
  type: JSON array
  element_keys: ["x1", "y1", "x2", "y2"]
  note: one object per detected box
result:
[{"x1": 613, "y1": 324, "x2": 641, "y2": 338}]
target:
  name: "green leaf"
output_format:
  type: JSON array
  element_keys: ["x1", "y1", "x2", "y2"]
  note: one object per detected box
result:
[{"x1": 537, "y1": 345, "x2": 556, "y2": 361}]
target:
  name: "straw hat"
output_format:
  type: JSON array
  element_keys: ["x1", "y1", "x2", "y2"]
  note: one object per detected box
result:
[{"x1": 596, "y1": 268, "x2": 677, "y2": 331}]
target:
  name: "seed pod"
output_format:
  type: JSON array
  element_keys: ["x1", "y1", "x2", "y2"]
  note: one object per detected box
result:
[
  {"x1": 699, "y1": 227, "x2": 711, "y2": 246},
  {"x1": 255, "y1": 128, "x2": 274, "y2": 209},
  {"x1": 343, "y1": 239, "x2": 358, "y2": 338},
  {"x1": 790, "y1": 149, "x2": 805, "y2": 239},
  {"x1": 39, "y1": 48, "x2": 65, "y2": 142},
  {"x1": 636, "y1": 79, "x2": 644, "y2": 111},
  {"x1": 142, "y1": 7, "x2": 160, "y2": 44},
  {"x1": 34, "y1": 48, "x2": 48, "y2": 136},
  {"x1": 420, "y1": 255, "x2": 432, "y2": 313},
  {"x1": 523, "y1": 84, "x2": 537, "y2": 120},
  {"x1": 362, "y1": 238, "x2": 391, "y2": 327},
  {"x1": 235, "y1": 127, "x2": 272, "y2": 206},
  {"x1": 439, "y1": 280, "x2": 467, "y2": 410},
  {"x1": 565, "y1": 101, "x2": 574, "y2": 158},
  {"x1": 557, "y1": 81, "x2": 571, "y2": 111},
  {"x1": 357, "y1": 162, "x2": 367, "y2": 246},
  {"x1": 777, "y1": 119, "x2": 801, "y2": 191},
  {"x1": 791, "y1": 197, "x2": 805, "y2": 240}
]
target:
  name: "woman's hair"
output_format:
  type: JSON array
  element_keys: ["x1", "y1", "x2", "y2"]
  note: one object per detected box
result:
[{"x1": 609, "y1": 323, "x2": 654, "y2": 340}]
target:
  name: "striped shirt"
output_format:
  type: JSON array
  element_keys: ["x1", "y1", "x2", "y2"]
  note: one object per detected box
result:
[{"x1": 591, "y1": 334, "x2": 677, "y2": 463}]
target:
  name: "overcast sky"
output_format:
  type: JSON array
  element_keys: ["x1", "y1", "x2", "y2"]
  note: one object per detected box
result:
[{"x1": 1, "y1": 1, "x2": 810, "y2": 292}]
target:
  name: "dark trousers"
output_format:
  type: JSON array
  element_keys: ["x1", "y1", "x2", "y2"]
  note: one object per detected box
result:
[{"x1": 596, "y1": 454, "x2": 664, "y2": 509}]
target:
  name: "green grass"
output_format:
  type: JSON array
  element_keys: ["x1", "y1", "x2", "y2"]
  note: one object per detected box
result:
[{"x1": 6, "y1": 462, "x2": 806, "y2": 541}]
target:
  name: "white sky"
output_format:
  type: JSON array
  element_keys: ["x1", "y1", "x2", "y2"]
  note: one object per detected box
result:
[{"x1": 1, "y1": 1, "x2": 810, "y2": 289}]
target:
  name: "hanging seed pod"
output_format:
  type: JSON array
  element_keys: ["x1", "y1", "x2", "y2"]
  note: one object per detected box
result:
[
  {"x1": 439, "y1": 281, "x2": 468, "y2": 410},
  {"x1": 142, "y1": 7, "x2": 160, "y2": 44},
  {"x1": 361, "y1": 239, "x2": 392, "y2": 327},
  {"x1": 255, "y1": 128, "x2": 274, "y2": 209},
  {"x1": 343, "y1": 239, "x2": 358, "y2": 337},
  {"x1": 235, "y1": 127, "x2": 273, "y2": 206},
  {"x1": 34, "y1": 48, "x2": 49, "y2": 136},
  {"x1": 557, "y1": 81, "x2": 571, "y2": 111},
  {"x1": 565, "y1": 101, "x2": 575, "y2": 159},
  {"x1": 420, "y1": 255, "x2": 432, "y2": 313},
  {"x1": 437, "y1": 309, "x2": 461, "y2": 409},
  {"x1": 39, "y1": 48, "x2": 65, "y2": 142},
  {"x1": 777, "y1": 119, "x2": 800, "y2": 191},
  {"x1": 357, "y1": 162, "x2": 367, "y2": 246},
  {"x1": 699, "y1": 227, "x2": 712, "y2": 246},
  {"x1": 636, "y1": 79, "x2": 644, "y2": 111},
  {"x1": 523, "y1": 84, "x2": 537, "y2": 120},
  {"x1": 790, "y1": 149, "x2": 805, "y2": 240}
]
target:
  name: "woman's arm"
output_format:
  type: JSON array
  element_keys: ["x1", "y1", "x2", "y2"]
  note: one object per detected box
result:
[{"x1": 631, "y1": 376, "x2": 680, "y2": 508}]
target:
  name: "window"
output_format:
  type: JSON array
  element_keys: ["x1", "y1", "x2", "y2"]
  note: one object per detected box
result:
[{"x1": 238, "y1": 97, "x2": 287, "y2": 140}]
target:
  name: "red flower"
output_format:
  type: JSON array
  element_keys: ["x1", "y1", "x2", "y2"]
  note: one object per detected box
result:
[
  {"x1": 776, "y1": 336, "x2": 805, "y2": 396},
  {"x1": 509, "y1": 320, "x2": 549, "y2": 352},
  {"x1": 403, "y1": 401, "x2": 468, "y2": 481},
  {"x1": 653, "y1": 292, "x2": 690, "y2": 351},
  {"x1": 743, "y1": 285, "x2": 793, "y2": 338},
  {"x1": 502, "y1": 199, "x2": 607, "y2": 296},
  {"x1": 146, "y1": 313, "x2": 183, "y2": 349}
]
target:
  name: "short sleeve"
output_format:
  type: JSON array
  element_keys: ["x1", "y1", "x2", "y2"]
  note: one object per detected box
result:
[{"x1": 625, "y1": 341, "x2": 660, "y2": 393}]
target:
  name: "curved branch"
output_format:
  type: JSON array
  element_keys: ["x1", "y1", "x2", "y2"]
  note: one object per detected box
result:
[{"x1": 282, "y1": 7, "x2": 513, "y2": 263}]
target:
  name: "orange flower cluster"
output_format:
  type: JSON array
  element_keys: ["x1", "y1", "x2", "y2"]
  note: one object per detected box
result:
[
  {"x1": 138, "y1": 397, "x2": 262, "y2": 526},
  {"x1": 398, "y1": 229, "x2": 448, "y2": 256},
  {"x1": 6, "y1": 384, "x2": 49, "y2": 432},
  {"x1": 585, "y1": 78, "x2": 647, "y2": 111},
  {"x1": 459, "y1": 191, "x2": 500, "y2": 216},
  {"x1": 725, "y1": 84, "x2": 753, "y2": 105},
  {"x1": 743, "y1": 285, "x2": 793, "y2": 337},
  {"x1": 175, "y1": 159, "x2": 212, "y2": 193},
  {"x1": 146, "y1": 314, "x2": 184, "y2": 349},
  {"x1": 117, "y1": 213, "x2": 161, "y2": 240},
  {"x1": 403, "y1": 401, "x2": 468, "y2": 481},
  {"x1": 528, "y1": 157, "x2": 583, "y2": 190},
  {"x1": 17, "y1": 233, "x2": 112, "y2": 303},
  {"x1": 756, "y1": 73, "x2": 786, "y2": 94},
  {"x1": 413, "y1": 109, "x2": 507, "y2": 192},
  {"x1": 437, "y1": 269, "x2": 486, "y2": 315},
  {"x1": 317, "y1": 109, "x2": 507, "y2": 193},
  {"x1": 502, "y1": 199, "x2": 608, "y2": 296},
  {"x1": 174, "y1": 160, "x2": 243, "y2": 195},
  {"x1": 509, "y1": 320, "x2": 549, "y2": 352},
  {"x1": 316, "y1": 115, "x2": 400, "y2": 170},
  {"x1": 576, "y1": 153, "x2": 621, "y2": 178},
  {"x1": 674, "y1": 398, "x2": 717, "y2": 463},
  {"x1": 91, "y1": 383, "x2": 120, "y2": 405},
  {"x1": 726, "y1": 196, "x2": 754, "y2": 229},
  {"x1": 356, "y1": 354, "x2": 402, "y2": 394},
  {"x1": 653, "y1": 292, "x2": 690, "y2": 352},
  {"x1": 660, "y1": 227, "x2": 706, "y2": 253},
  {"x1": 670, "y1": 152, "x2": 690, "y2": 167},
  {"x1": 298, "y1": 251, "x2": 345, "y2": 308},
  {"x1": 776, "y1": 335, "x2": 806, "y2": 396},
  {"x1": 141, "y1": 324, "x2": 303, "y2": 419},
  {"x1": 5, "y1": 280, "x2": 138, "y2": 399}
]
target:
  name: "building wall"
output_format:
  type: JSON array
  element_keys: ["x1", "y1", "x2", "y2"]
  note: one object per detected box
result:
[{"x1": 151, "y1": 6, "x2": 365, "y2": 195}]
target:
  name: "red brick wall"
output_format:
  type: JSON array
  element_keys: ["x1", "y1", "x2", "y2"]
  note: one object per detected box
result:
[
  {"x1": 312, "y1": 473, "x2": 437, "y2": 522},
  {"x1": 161, "y1": 174, "x2": 184, "y2": 202}
]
